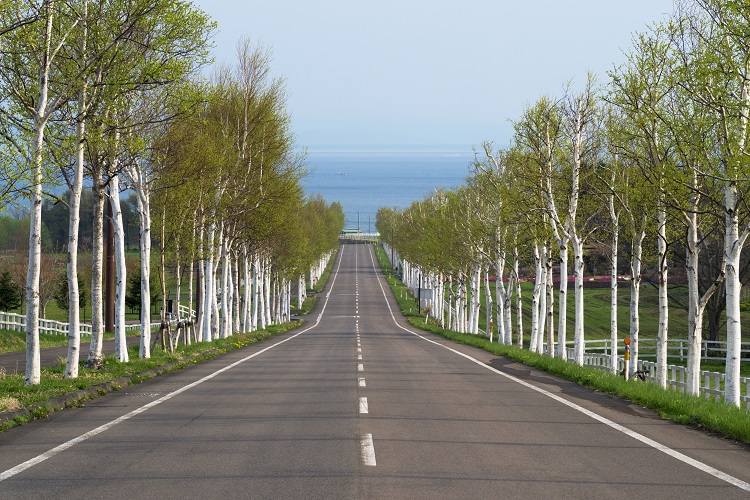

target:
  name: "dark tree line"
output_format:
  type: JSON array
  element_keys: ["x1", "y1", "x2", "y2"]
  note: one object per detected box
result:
[{"x1": 41, "y1": 191, "x2": 139, "y2": 252}]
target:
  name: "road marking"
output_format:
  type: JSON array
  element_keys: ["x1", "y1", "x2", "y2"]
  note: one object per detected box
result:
[
  {"x1": 361, "y1": 434, "x2": 377, "y2": 466},
  {"x1": 366, "y1": 246, "x2": 750, "y2": 493},
  {"x1": 359, "y1": 377, "x2": 366, "y2": 387},
  {"x1": 359, "y1": 397, "x2": 369, "y2": 413},
  {"x1": 358, "y1": 363, "x2": 364, "y2": 372},
  {"x1": 358, "y1": 354, "x2": 362, "y2": 360},
  {"x1": 358, "y1": 347, "x2": 361, "y2": 353},
  {"x1": 0, "y1": 245, "x2": 351, "y2": 483}
]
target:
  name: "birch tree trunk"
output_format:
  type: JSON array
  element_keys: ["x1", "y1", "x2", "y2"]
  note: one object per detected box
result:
[
  {"x1": 514, "y1": 249, "x2": 523, "y2": 348},
  {"x1": 609, "y1": 200, "x2": 619, "y2": 374},
  {"x1": 530, "y1": 243, "x2": 542, "y2": 353},
  {"x1": 202, "y1": 221, "x2": 215, "y2": 342},
  {"x1": 252, "y1": 255, "x2": 260, "y2": 331},
  {"x1": 504, "y1": 269, "x2": 514, "y2": 346},
  {"x1": 195, "y1": 216, "x2": 205, "y2": 339},
  {"x1": 258, "y1": 257, "x2": 266, "y2": 329},
  {"x1": 24, "y1": 5, "x2": 57, "y2": 386},
  {"x1": 137, "y1": 183, "x2": 152, "y2": 357},
  {"x1": 724, "y1": 182, "x2": 746, "y2": 406},
  {"x1": 86, "y1": 175, "x2": 106, "y2": 367},
  {"x1": 571, "y1": 234, "x2": 585, "y2": 366},
  {"x1": 545, "y1": 252, "x2": 554, "y2": 356},
  {"x1": 494, "y1": 252, "x2": 507, "y2": 344},
  {"x1": 628, "y1": 232, "x2": 645, "y2": 377},
  {"x1": 242, "y1": 250, "x2": 251, "y2": 331},
  {"x1": 25, "y1": 125, "x2": 45, "y2": 386},
  {"x1": 557, "y1": 242, "x2": 569, "y2": 359},
  {"x1": 470, "y1": 264, "x2": 481, "y2": 334},
  {"x1": 484, "y1": 266, "x2": 492, "y2": 342},
  {"x1": 111, "y1": 174, "x2": 128, "y2": 362},
  {"x1": 64, "y1": 92, "x2": 86, "y2": 378},
  {"x1": 220, "y1": 234, "x2": 230, "y2": 339},
  {"x1": 656, "y1": 203, "x2": 669, "y2": 387},
  {"x1": 538, "y1": 243, "x2": 548, "y2": 354}
]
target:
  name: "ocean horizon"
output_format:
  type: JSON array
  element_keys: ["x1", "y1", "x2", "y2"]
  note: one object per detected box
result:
[{"x1": 300, "y1": 144, "x2": 476, "y2": 231}]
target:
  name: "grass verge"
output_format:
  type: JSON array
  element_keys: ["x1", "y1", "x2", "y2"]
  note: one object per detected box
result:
[
  {"x1": 374, "y1": 245, "x2": 750, "y2": 444},
  {"x1": 0, "y1": 322, "x2": 301, "y2": 431},
  {"x1": 0, "y1": 329, "x2": 127, "y2": 354}
]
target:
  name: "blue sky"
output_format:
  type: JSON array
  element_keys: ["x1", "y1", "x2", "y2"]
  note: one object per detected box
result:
[{"x1": 191, "y1": 1, "x2": 675, "y2": 149}]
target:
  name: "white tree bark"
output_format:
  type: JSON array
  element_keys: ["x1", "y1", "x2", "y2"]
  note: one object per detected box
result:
[
  {"x1": 242, "y1": 249, "x2": 251, "y2": 331},
  {"x1": 111, "y1": 174, "x2": 128, "y2": 362},
  {"x1": 557, "y1": 242, "x2": 569, "y2": 359},
  {"x1": 124, "y1": 165, "x2": 153, "y2": 358},
  {"x1": 252, "y1": 255, "x2": 260, "y2": 331},
  {"x1": 484, "y1": 266, "x2": 493, "y2": 342},
  {"x1": 571, "y1": 234, "x2": 585, "y2": 366},
  {"x1": 87, "y1": 175, "x2": 106, "y2": 367},
  {"x1": 220, "y1": 234, "x2": 230, "y2": 339},
  {"x1": 494, "y1": 252, "x2": 507, "y2": 344},
  {"x1": 202, "y1": 221, "x2": 215, "y2": 342},
  {"x1": 503, "y1": 267, "x2": 514, "y2": 346},
  {"x1": 656, "y1": 203, "x2": 669, "y2": 387},
  {"x1": 64, "y1": 90, "x2": 86, "y2": 378},
  {"x1": 514, "y1": 249, "x2": 523, "y2": 348},
  {"x1": 628, "y1": 231, "x2": 645, "y2": 377},
  {"x1": 529, "y1": 243, "x2": 543, "y2": 353},
  {"x1": 264, "y1": 256, "x2": 272, "y2": 327},
  {"x1": 545, "y1": 251, "x2": 554, "y2": 356},
  {"x1": 609, "y1": 195, "x2": 619, "y2": 375},
  {"x1": 537, "y1": 243, "x2": 548, "y2": 354},
  {"x1": 24, "y1": 5, "x2": 57, "y2": 386},
  {"x1": 470, "y1": 264, "x2": 481, "y2": 335},
  {"x1": 25, "y1": 126, "x2": 45, "y2": 386},
  {"x1": 724, "y1": 183, "x2": 747, "y2": 406}
]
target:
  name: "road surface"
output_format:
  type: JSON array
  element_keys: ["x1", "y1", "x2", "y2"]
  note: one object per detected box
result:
[{"x1": 0, "y1": 243, "x2": 748, "y2": 499}]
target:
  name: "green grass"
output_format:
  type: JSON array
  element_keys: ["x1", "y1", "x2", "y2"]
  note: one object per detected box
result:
[
  {"x1": 374, "y1": 245, "x2": 750, "y2": 444},
  {"x1": 0, "y1": 322, "x2": 301, "y2": 430},
  {"x1": 474, "y1": 280, "x2": 750, "y2": 344},
  {"x1": 0, "y1": 329, "x2": 125, "y2": 354}
]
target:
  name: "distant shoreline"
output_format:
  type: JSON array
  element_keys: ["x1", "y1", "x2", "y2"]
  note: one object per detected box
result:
[{"x1": 301, "y1": 144, "x2": 477, "y2": 154}]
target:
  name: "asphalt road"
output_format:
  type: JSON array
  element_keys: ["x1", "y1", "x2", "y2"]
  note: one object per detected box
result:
[{"x1": 0, "y1": 243, "x2": 748, "y2": 499}]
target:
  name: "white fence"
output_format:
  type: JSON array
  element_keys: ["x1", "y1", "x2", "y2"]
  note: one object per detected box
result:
[
  {"x1": 560, "y1": 344, "x2": 750, "y2": 410},
  {"x1": 0, "y1": 311, "x2": 161, "y2": 336},
  {"x1": 566, "y1": 337, "x2": 750, "y2": 363}
]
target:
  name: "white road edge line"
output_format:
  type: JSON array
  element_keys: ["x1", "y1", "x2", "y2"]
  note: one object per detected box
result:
[
  {"x1": 367, "y1": 246, "x2": 750, "y2": 493},
  {"x1": 0, "y1": 247, "x2": 349, "y2": 483},
  {"x1": 359, "y1": 397, "x2": 369, "y2": 414},
  {"x1": 361, "y1": 433, "x2": 377, "y2": 466}
]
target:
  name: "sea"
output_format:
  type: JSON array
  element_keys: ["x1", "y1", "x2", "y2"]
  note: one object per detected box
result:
[{"x1": 301, "y1": 145, "x2": 475, "y2": 232}]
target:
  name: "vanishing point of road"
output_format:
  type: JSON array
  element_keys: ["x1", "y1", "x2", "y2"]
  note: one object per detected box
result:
[{"x1": 1, "y1": 243, "x2": 749, "y2": 499}]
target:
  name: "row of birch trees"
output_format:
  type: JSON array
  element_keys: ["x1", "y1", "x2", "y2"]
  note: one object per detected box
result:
[
  {"x1": 0, "y1": 1, "x2": 344, "y2": 386},
  {"x1": 378, "y1": 0, "x2": 750, "y2": 408}
]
